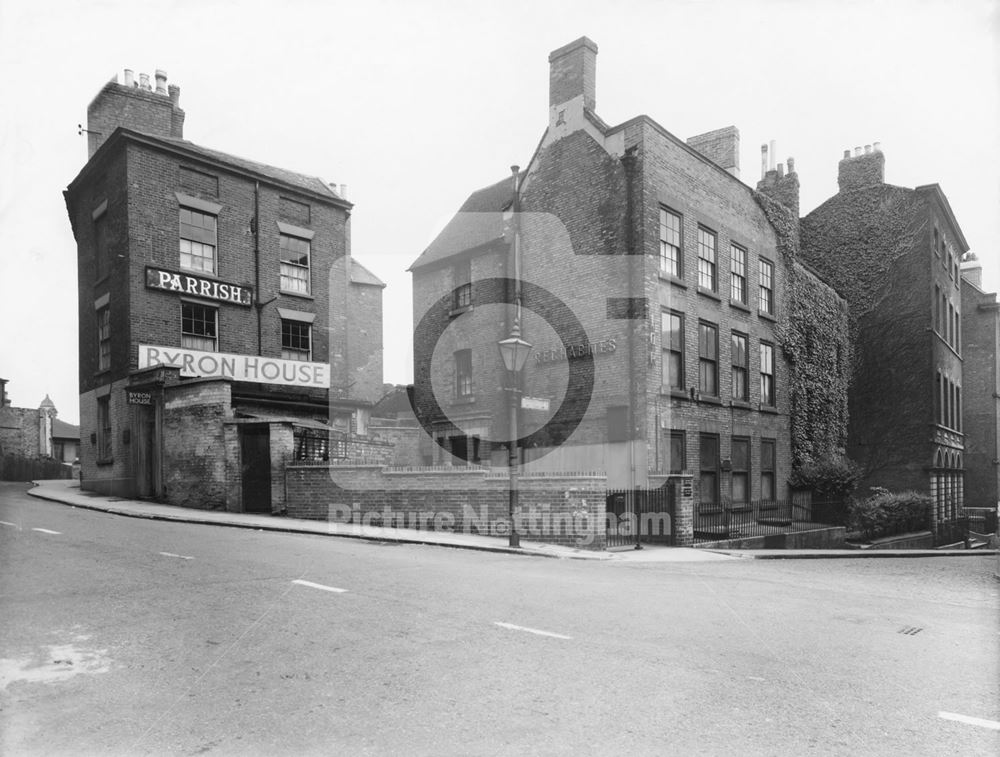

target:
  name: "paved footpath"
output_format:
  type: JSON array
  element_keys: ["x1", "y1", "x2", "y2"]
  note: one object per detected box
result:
[{"x1": 27, "y1": 479, "x2": 997, "y2": 563}]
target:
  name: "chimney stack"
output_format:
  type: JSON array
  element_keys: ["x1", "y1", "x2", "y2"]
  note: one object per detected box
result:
[
  {"x1": 687, "y1": 126, "x2": 741, "y2": 178},
  {"x1": 86, "y1": 68, "x2": 185, "y2": 158},
  {"x1": 155, "y1": 69, "x2": 167, "y2": 95},
  {"x1": 757, "y1": 146, "x2": 800, "y2": 219},
  {"x1": 549, "y1": 37, "x2": 598, "y2": 112},
  {"x1": 838, "y1": 141, "x2": 885, "y2": 192},
  {"x1": 960, "y1": 254, "x2": 983, "y2": 289}
]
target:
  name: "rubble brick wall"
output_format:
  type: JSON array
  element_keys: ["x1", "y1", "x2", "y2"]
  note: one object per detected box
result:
[
  {"x1": 162, "y1": 380, "x2": 231, "y2": 509},
  {"x1": 0, "y1": 406, "x2": 41, "y2": 458}
]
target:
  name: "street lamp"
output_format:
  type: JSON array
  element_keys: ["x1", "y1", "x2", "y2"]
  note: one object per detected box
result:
[{"x1": 498, "y1": 323, "x2": 532, "y2": 548}]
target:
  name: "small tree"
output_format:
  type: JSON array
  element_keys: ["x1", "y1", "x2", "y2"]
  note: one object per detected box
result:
[{"x1": 789, "y1": 455, "x2": 862, "y2": 499}]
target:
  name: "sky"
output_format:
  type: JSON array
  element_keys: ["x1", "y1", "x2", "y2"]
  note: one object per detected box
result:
[{"x1": 1, "y1": 0, "x2": 997, "y2": 426}]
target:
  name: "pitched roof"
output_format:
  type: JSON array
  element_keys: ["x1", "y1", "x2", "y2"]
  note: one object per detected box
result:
[
  {"x1": 408, "y1": 172, "x2": 521, "y2": 271},
  {"x1": 154, "y1": 134, "x2": 345, "y2": 203},
  {"x1": 350, "y1": 258, "x2": 386, "y2": 287},
  {"x1": 51, "y1": 418, "x2": 79, "y2": 440}
]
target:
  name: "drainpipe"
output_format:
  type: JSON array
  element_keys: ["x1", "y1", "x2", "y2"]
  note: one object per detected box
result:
[
  {"x1": 621, "y1": 146, "x2": 640, "y2": 548},
  {"x1": 253, "y1": 180, "x2": 262, "y2": 354}
]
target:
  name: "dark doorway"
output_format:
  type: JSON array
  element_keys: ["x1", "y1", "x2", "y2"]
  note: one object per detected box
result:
[
  {"x1": 134, "y1": 405, "x2": 156, "y2": 498},
  {"x1": 240, "y1": 425, "x2": 271, "y2": 513}
]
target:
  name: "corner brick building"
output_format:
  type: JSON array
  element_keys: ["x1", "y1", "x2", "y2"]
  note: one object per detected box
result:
[
  {"x1": 800, "y1": 147, "x2": 971, "y2": 527},
  {"x1": 65, "y1": 69, "x2": 384, "y2": 511},
  {"x1": 409, "y1": 38, "x2": 850, "y2": 525}
]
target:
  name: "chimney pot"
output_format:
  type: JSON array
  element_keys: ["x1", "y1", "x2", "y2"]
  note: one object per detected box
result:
[
  {"x1": 777, "y1": 163, "x2": 784, "y2": 177},
  {"x1": 761, "y1": 144, "x2": 768, "y2": 180},
  {"x1": 123, "y1": 69, "x2": 134, "y2": 87},
  {"x1": 769, "y1": 140, "x2": 776, "y2": 170},
  {"x1": 787, "y1": 157, "x2": 795, "y2": 173},
  {"x1": 339, "y1": 184, "x2": 348, "y2": 199},
  {"x1": 873, "y1": 141, "x2": 881, "y2": 152},
  {"x1": 843, "y1": 149, "x2": 851, "y2": 159},
  {"x1": 864, "y1": 144, "x2": 872, "y2": 154},
  {"x1": 155, "y1": 69, "x2": 167, "y2": 95},
  {"x1": 139, "y1": 72, "x2": 151, "y2": 91},
  {"x1": 854, "y1": 146, "x2": 862, "y2": 157}
]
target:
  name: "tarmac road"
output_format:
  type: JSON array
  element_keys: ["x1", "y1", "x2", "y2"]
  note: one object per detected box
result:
[{"x1": 1, "y1": 483, "x2": 997, "y2": 756}]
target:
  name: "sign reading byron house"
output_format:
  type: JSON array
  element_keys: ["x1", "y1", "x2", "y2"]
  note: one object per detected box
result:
[
  {"x1": 145, "y1": 267, "x2": 253, "y2": 307},
  {"x1": 138, "y1": 345, "x2": 330, "y2": 388}
]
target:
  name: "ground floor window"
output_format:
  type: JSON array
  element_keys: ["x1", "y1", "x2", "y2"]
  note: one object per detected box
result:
[
  {"x1": 731, "y1": 437, "x2": 750, "y2": 504},
  {"x1": 760, "y1": 439, "x2": 776, "y2": 502},
  {"x1": 96, "y1": 395, "x2": 112, "y2": 461},
  {"x1": 699, "y1": 434, "x2": 719, "y2": 506},
  {"x1": 667, "y1": 430, "x2": 685, "y2": 473}
]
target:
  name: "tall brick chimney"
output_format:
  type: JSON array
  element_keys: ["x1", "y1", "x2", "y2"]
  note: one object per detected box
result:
[
  {"x1": 549, "y1": 37, "x2": 598, "y2": 112},
  {"x1": 837, "y1": 143, "x2": 885, "y2": 192},
  {"x1": 757, "y1": 144, "x2": 800, "y2": 219},
  {"x1": 960, "y1": 254, "x2": 983, "y2": 289},
  {"x1": 86, "y1": 69, "x2": 185, "y2": 158},
  {"x1": 687, "y1": 126, "x2": 741, "y2": 178}
]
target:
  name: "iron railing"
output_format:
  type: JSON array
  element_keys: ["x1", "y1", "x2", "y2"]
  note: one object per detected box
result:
[
  {"x1": 606, "y1": 487, "x2": 675, "y2": 547},
  {"x1": 692, "y1": 498, "x2": 840, "y2": 544}
]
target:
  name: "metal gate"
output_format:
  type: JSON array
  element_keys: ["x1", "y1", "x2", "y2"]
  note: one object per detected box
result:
[{"x1": 606, "y1": 487, "x2": 676, "y2": 547}]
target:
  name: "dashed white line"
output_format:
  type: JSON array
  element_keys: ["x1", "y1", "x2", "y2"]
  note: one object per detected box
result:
[
  {"x1": 494, "y1": 621, "x2": 572, "y2": 640},
  {"x1": 0, "y1": 520, "x2": 19, "y2": 528},
  {"x1": 938, "y1": 711, "x2": 1000, "y2": 731},
  {"x1": 158, "y1": 551, "x2": 194, "y2": 560},
  {"x1": 291, "y1": 579, "x2": 347, "y2": 594},
  {"x1": 32, "y1": 528, "x2": 61, "y2": 535}
]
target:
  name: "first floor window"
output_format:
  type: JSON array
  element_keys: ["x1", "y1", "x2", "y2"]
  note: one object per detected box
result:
[
  {"x1": 699, "y1": 434, "x2": 719, "y2": 506},
  {"x1": 97, "y1": 395, "x2": 112, "y2": 460},
  {"x1": 731, "y1": 332, "x2": 748, "y2": 401},
  {"x1": 730, "y1": 244, "x2": 747, "y2": 303},
  {"x1": 181, "y1": 302, "x2": 218, "y2": 351},
  {"x1": 97, "y1": 306, "x2": 111, "y2": 372},
  {"x1": 281, "y1": 320, "x2": 311, "y2": 361},
  {"x1": 759, "y1": 258, "x2": 775, "y2": 314},
  {"x1": 731, "y1": 437, "x2": 750, "y2": 504},
  {"x1": 699, "y1": 321, "x2": 718, "y2": 396},
  {"x1": 662, "y1": 310, "x2": 684, "y2": 389},
  {"x1": 760, "y1": 342, "x2": 775, "y2": 406},
  {"x1": 455, "y1": 349, "x2": 472, "y2": 398},
  {"x1": 668, "y1": 430, "x2": 685, "y2": 474},
  {"x1": 659, "y1": 207, "x2": 682, "y2": 277},
  {"x1": 179, "y1": 206, "x2": 218, "y2": 274},
  {"x1": 697, "y1": 227, "x2": 717, "y2": 291},
  {"x1": 761, "y1": 439, "x2": 776, "y2": 501},
  {"x1": 280, "y1": 233, "x2": 311, "y2": 294}
]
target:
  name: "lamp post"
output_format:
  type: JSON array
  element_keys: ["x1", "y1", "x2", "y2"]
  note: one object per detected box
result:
[{"x1": 498, "y1": 325, "x2": 532, "y2": 548}]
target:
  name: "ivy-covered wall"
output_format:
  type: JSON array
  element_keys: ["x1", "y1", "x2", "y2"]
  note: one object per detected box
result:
[{"x1": 753, "y1": 190, "x2": 852, "y2": 469}]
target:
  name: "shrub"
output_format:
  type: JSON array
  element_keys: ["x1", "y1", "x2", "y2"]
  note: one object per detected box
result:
[
  {"x1": 848, "y1": 489, "x2": 931, "y2": 540},
  {"x1": 789, "y1": 456, "x2": 862, "y2": 498}
]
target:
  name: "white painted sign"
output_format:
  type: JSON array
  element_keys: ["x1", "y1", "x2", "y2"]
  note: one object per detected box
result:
[
  {"x1": 521, "y1": 396, "x2": 550, "y2": 411},
  {"x1": 138, "y1": 345, "x2": 330, "y2": 388}
]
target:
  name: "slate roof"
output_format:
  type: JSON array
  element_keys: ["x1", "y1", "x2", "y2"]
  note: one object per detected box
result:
[
  {"x1": 350, "y1": 259, "x2": 386, "y2": 287},
  {"x1": 408, "y1": 171, "x2": 522, "y2": 271},
  {"x1": 51, "y1": 418, "x2": 80, "y2": 440}
]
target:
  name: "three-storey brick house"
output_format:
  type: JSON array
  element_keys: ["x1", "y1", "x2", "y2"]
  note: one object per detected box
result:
[
  {"x1": 65, "y1": 69, "x2": 384, "y2": 511},
  {"x1": 409, "y1": 38, "x2": 849, "y2": 517}
]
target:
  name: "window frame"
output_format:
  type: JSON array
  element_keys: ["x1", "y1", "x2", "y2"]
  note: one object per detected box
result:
[
  {"x1": 731, "y1": 331, "x2": 749, "y2": 402},
  {"x1": 697, "y1": 226, "x2": 717, "y2": 291},
  {"x1": 698, "y1": 320, "x2": 719, "y2": 397},
  {"x1": 699, "y1": 433, "x2": 720, "y2": 507},
  {"x1": 729, "y1": 243, "x2": 747, "y2": 304},
  {"x1": 760, "y1": 439, "x2": 776, "y2": 502},
  {"x1": 97, "y1": 395, "x2": 112, "y2": 461},
  {"x1": 281, "y1": 319, "x2": 312, "y2": 362},
  {"x1": 668, "y1": 430, "x2": 686, "y2": 474},
  {"x1": 181, "y1": 301, "x2": 219, "y2": 352},
  {"x1": 659, "y1": 207, "x2": 683, "y2": 278},
  {"x1": 97, "y1": 306, "x2": 111, "y2": 373},
  {"x1": 454, "y1": 349, "x2": 473, "y2": 399},
  {"x1": 731, "y1": 436, "x2": 751, "y2": 505},
  {"x1": 758, "y1": 257, "x2": 775, "y2": 315},
  {"x1": 279, "y1": 232, "x2": 312, "y2": 295},
  {"x1": 453, "y1": 258, "x2": 472, "y2": 309},
  {"x1": 179, "y1": 206, "x2": 218, "y2": 275},
  {"x1": 662, "y1": 309, "x2": 684, "y2": 390},
  {"x1": 760, "y1": 341, "x2": 775, "y2": 407}
]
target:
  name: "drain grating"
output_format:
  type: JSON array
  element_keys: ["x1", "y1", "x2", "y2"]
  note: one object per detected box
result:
[{"x1": 898, "y1": 626, "x2": 924, "y2": 635}]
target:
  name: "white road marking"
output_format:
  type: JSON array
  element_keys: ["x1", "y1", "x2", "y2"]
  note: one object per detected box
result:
[
  {"x1": 32, "y1": 528, "x2": 61, "y2": 535},
  {"x1": 938, "y1": 711, "x2": 1000, "y2": 731},
  {"x1": 292, "y1": 579, "x2": 347, "y2": 594},
  {"x1": 0, "y1": 520, "x2": 19, "y2": 528},
  {"x1": 493, "y1": 621, "x2": 572, "y2": 640},
  {"x1": 158, "y1": 551, "x2": 194, "y2": 560}
]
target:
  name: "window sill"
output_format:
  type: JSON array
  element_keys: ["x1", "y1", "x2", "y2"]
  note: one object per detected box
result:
[
  {"x1": 759, "y1": 404, "x2": 779, "y2": 414},
  {"x1": 280, "y1": 290, "x2": 314, "y2": 301},
  {"x1": 730, "y1": 400, "x2": 752, "y2": 409},
  {"x1": 179, "y1": 268, "x2": 220, "y2": 279},
  {"x1": 448, "y1": 304, "x2": 473, "y2": 318},
  {"x1": 698, "y1": 395, "x2": 723, "y2": 406},
  {"x1": 661, "y1": 388, "x2": 689, "y2": 400},
  {"x1": 658, "y1": 272, "x2": 687, "y2": 289},
  {"x1": 451, "y1": 395, "x2": 476, "y2": 405},
  {"x1": 697, "y1": 287, "x2": 722, "y2": 302},
  {"x1": 757, "y1": 310, "x2": 777, "y2": 323},
  {"x1": 933, "y1": 331, "x2": 962, "y2": 360},
  {"x1": 93, "y1": 369, "x2": 111, "y2": 378},
  {"x1": 96, "y1": 458, "x2": 114, "y2": 467},
  {"x1": 94, "y1": 274, "x2": 111, "y2": 287},
  {"x1": 729, "y1": 299, "x2": 751, "y2": 314}
]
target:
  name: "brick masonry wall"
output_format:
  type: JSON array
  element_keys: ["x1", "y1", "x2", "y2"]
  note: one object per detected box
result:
[
  {"x1": 161, "y1": 380, "x2": 232, "y2": 509},
  {"x1": 0, "y1": 406, "x2": 41, "y2": 458},
  {"x1": 285, "y1": 465, "x2": 608, "y2": 549},
  {"x1": 347, "y1": 280, "x2": 384, "y2": 404},
  {"x1": 87, "y1": 81, "x2": 183, "y2": 157},
  {"x1": 960, "y1": 278, "x2": 1000, "y2": 507}
]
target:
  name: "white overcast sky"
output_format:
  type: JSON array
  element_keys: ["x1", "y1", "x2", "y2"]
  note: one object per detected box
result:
[{"x1": 1, "y1": 0, "x2": 997, "y2": 425}]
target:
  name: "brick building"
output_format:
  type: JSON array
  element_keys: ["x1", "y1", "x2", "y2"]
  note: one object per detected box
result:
[
  {"x1": 0, "y1": 381, "x2": 79, "y2": 464},
  {"x1": 959, "y1": 255, "x2": 999, "y2": 510},
  {"x1": 800, "y1": 147, "x2": 970, "y2": 525},
  {"x1": 64, "y1": 69, "x2": 384, "y2": 510},
  {"x1": 409, "y1": 38, "x2": 850, "y2": 519}
]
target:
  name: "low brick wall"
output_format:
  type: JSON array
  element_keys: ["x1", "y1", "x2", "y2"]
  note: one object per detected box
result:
[{"x1": 285, "y1": 464, "x2": 608, "y2": 549}]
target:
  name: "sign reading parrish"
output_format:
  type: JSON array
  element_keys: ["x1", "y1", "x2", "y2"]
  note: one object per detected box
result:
[
  {"x1": 145, "y1": 267, "x2": 253, "y2": 306},
  {"x1": 138, "y1": 345, "x2": 330, "y2": 388}
]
